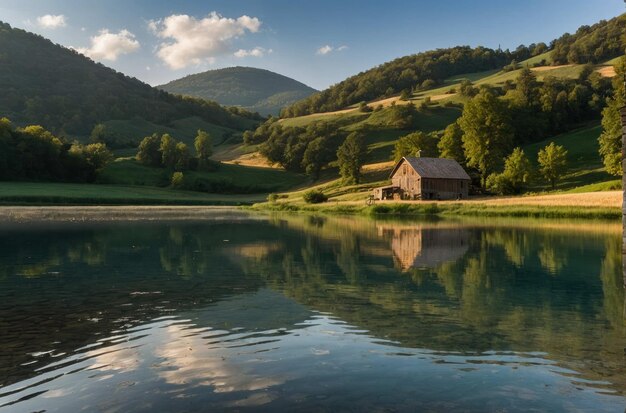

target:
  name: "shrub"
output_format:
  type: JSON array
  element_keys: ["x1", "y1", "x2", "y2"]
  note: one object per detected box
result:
[
  {"x1": 268, "y1": 193, "x2": 279, "y2": 203},
  {"x1": 358, "y1": 101, "x2": 373, "y2": 113},
  {"x1": 171, "y1": 172, "x2": 185, "y2": 189},
  {"x1": 486, "y1": 172, "x2": 513, "y2": 195},
  {"x1": 303, "y1": 190, "x2": 328, "y2": 204}
]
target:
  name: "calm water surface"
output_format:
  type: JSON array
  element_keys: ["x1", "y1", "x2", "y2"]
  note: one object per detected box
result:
[{"x1": 0, "y1": 212, "x2": 624, "y2": 412}]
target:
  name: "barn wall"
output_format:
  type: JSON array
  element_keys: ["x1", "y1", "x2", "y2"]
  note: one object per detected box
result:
[
  {"x1": 422, "y1": 178, "x2": 468, "y2": 200},
  {"x1": 389, "y1": 159, "x2": 470, "y2": 200}
]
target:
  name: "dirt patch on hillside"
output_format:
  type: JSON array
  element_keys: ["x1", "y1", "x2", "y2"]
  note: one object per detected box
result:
[
  {"x1": 278, "y1": 107, "x2": 358, "y2": 122},
  {"x1": 367, "y1": 96, "x2": 411, "y2": 108},
  {"x1": 530, "y1": 64, "x2": 574, "y2": 72},
  {"x1": 223, "y1": 152, "x2": 277, "y2": 168},
  {"x1": 363, "y1": 161, "x2": 395, "y2": 172},
  {"x1": 596, "y1": 66, "x2": 616, "y2": 78},
  {"x1": 430, "y1": 93, "x2": 456, "y2": 101}
]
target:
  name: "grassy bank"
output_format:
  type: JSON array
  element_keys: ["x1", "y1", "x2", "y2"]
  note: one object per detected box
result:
[
  {"x1": 254, "y1": 201, "x2": 620, "y2": 220},
  {"x1": 0, "y1": 182, "x2": 265, "y2": 205}
]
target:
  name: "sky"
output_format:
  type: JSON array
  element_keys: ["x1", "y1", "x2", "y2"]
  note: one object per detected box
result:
[{"x1": 0, "y1": 0, "x2": 625, "y2": 90}]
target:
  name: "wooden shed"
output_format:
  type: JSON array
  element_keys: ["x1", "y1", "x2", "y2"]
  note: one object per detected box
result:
[{"x1": 374, "y1": 157, "x2": 471, "y2": 200}]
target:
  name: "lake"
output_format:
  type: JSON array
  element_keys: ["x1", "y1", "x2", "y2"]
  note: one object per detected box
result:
[{"x1": 0, "y1": 212, "x2": 624, "y2": 412}]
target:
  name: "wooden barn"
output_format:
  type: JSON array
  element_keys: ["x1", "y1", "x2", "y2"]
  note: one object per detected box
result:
[{"x1": 373, "y1": 157, "x2": 471, "y2": 201}]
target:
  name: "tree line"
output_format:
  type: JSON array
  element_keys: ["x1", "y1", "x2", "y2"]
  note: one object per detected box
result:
[
  {"x1": 251, "y1": 62, "x2": 615, "y2": 192},
  {"x1": 550, "y1": 14, "x2": 626, "y2": 64},
  {"x1": 280, "y1": 14, "x2": 625, "y2": 119},
  {"x1": 280, "y1": 46, "x2": 534, "y2": 117},
  {"x1": 0, "y1": 117, "x2": 113, "y2": 182},
  {"x1": 135, "y1": 130, "x2": 214, "y2": 185}
]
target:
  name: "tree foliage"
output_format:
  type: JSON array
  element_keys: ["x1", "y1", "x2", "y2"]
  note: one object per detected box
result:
[
  {"x1": 0, "y1": 117, "x2": 111, "y2": 182},
  {"x1": 337, "y1": 132, "x2": 367, "y2": 184},
  {"x1": 599, "y1": 58, "x2": 625, "y2": 176},
  {"x1": 258, "y1": 121, "x2": 342, "y2": 176},
  {"x1": 459, "y1": 90, "x2": 514, "y2": 185},
  {"x1": 486, "y1": 148, "x2": 532, "y2": 195},
  {"x1": 393, "y1": 131, "x2": 439, "y2": 161},
  {"x1": 538, "y1": 142, "x2": 568, "y2": 189},
  {"x1": 438, "y1": 122, "x2": 465, "y2": 164},
  {"x1": 160, "y1": 134, "x2": 177, "y2": 169},
  {"x1": 281, "y1": 46, "x2": 526, "y2": 117},
  {"x1": 551, "y1": 15, "x2": 626, "y2": 64},
  {"x1": 136, "y1": 134, "x2": 162, "y2": 167},
  {"x1": 194, "y1": 130, "x2": 213, "y2": 170},
  {"x1": 137, "y1": 133, "x2": 197, "y2": 173}
]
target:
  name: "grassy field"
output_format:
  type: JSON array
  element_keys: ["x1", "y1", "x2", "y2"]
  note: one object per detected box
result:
[
  {"x1": 522, "y1": 123, "x2": 616, "y2": 191},
  {"x1": 99, "y1": 158, "x2": 309, "y2": 193},
  {"x1": 0, "y1": 182, "x2": 265, "y2": 205},
  {"x1": 103, "y1": 116, "x2": 257, "y2": 147},
  {"x1": 255, "y1": 196, "x2": 620, "y2": 220}
]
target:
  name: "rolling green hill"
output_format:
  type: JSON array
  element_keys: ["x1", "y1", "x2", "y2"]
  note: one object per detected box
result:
[
  {"x1": 158, "y1": 67, "x2": 317, "y2": 116},
  {"x1": 282, "y1": 14, "x2": 625, "y2": 118},
  {"x1": 0, "y1": 22, "x2": 260, "y2": 139}
]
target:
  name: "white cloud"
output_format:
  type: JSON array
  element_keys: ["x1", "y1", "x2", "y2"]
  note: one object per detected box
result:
[
  {"x1": 316, "y1": 45, "x2": 333, "y2": 55},
  {"x1": 234, "y1": 47, "x2": 272, "y2": 58},
  {"x1": 150, "y1": 12, "x2": 262, "y2": 69},
  {"x1": 36, "y1": 14, "x2": 67, "y2": 29},
  {"x1": 316, "y1": 44, "x2": 348, "y2": 55},
  {"x1": 74, "y1": 29, "x2": 140, "y2": 61}
]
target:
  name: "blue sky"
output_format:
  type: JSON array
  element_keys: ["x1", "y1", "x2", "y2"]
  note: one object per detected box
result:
[{"x1": 1, "y1": 0, "x2": 624, "y2": 89}]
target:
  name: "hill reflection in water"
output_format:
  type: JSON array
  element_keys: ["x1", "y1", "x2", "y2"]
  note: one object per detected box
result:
[{"x1": 0, "y1": 214, "x2": 624, "y2": 412}]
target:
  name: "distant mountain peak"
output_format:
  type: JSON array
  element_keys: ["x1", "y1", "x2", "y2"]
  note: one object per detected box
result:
[{"x1": 158, "y1": 67, "x2": 317, "y2": 116}]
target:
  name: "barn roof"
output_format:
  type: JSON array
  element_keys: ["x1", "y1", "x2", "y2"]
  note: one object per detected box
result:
[{"x1": 390, "y1": 157, "x2": 471, "y2": 180}]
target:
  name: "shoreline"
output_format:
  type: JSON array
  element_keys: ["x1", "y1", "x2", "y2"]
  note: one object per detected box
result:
[
  {"x1": 0, "y1": 205, "x2": 255, "y2": 223},
  {"x1": 253, "y1": 190, "x2": 622, "y2": 220},
  {"x1": 0, "y1": 189, "x2": 621, "y2": 222},
  {"x1": 254, "y1": 201, "x2": 620, "y2": 220}
]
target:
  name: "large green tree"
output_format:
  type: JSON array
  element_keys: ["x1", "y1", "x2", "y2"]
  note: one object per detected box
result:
[
  {"x1": 393, "y1": 131, "x2": 439, "y2": 161},
  {"x1": 598, "y1": 57, "x2": 625, "y2": 176},
  {"x1": 175, "y1": 142, "x2": 190, "y2": 172},
  {"x1": 459, "y1": 90, "x2": 514, "y2": 186},
  {"x1": 302, "y1": 136, "x2": 332, "y2": 180},
  {"x1": 194, "y1": 130, "x2": 213, "y2": 170},
  {"x1": 136, "y1": 134, "x2": 162, "y2": 167},
  {"x1": 486, "y1": 147, "x2": 532, "y2": 195},
  {"x1": 337, "y1": 132, "x2": 367, "y2": 184},
  {"x1": 538, "y1": 142, "x2": 568, "y2": 189},
  {"x1": 82, "y1": 143, "x2": 114, "y2": 170},
  {"x1": 160, "y1": 134, "x2": 177, "y2": 169},
  {"x1": 438, "y1": 122, "x2": 465, "y2": 164}
]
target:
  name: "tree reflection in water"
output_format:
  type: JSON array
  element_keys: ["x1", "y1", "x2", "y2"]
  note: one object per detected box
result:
[{"x1": 0, "y1": 215, "x2": 624, "y2": 412}]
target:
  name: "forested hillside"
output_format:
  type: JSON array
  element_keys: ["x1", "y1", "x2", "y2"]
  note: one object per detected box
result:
[
  {"x1": 239, "y1": 12, "x2": 624, "y2": 195},
  {"x1": 282, "y1": 14, "x2": 626, "y2": 118},
  {"x1": 280, "y1": 45, "x2": 547, "y2": 117},
  {"x1": 158, "y1": 67, "x2": 317, "y2": 116},
  {"x1": 0, "y1": 22, "x2": 260, "y2": 137},
  {"x1": 551, "y1": 14, "x2": 626, "y2": 64}
]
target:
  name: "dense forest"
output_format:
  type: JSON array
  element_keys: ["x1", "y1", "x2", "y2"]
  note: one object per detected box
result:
[
  {"x1": 159, "y1": 67, "x2": 317, "y2": 116},
  {"x1": 551, "y1": 14, "x2": 626, "y2": 64},
  {"x1": 0, "y1": 117, "x2": 112, "y2": 182},
  {"x1": 0, "y1": 22, "x2": 261, "y2": 136},
  {"x1": 280, "y1": 45, "x2": 546, "y2": 117},
  {"x1": 248, "y1": 65, "x2": 612, "y2": 185}
]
